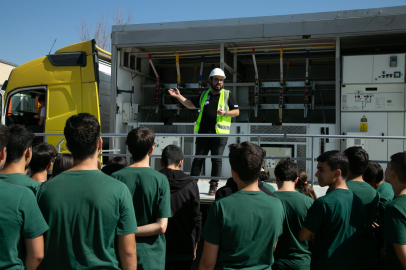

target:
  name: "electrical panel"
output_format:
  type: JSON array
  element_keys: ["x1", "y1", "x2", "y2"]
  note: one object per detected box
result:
[
  {"x1": 346, "y1": 132, "x2": 368, "y2": 150},
  {"x1": 373, "y1": 54, "x2": 405, "y2": 83},
  {"x1": 343, "y1": 54, "x2": 405, "y2": 84},
  {"x1": 152, "y1": 136, "x2": 181, "y2": 156},
  {"x1": 341, "y1": 84, "x2": 404, "y2": 112}
]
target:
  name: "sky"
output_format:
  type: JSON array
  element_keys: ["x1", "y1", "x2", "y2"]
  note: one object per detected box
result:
[{"x1": 1, "y1": 0, "x2": 405, "y2": 66}]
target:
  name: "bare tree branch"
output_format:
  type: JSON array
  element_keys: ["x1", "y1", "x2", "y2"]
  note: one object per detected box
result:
[{"x1": 75, "y1": 5, "x2": 133, "y2": 52}]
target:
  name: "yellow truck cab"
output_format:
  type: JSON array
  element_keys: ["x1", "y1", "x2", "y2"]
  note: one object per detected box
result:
[{"x1": 0, "y1": 40, "x2": 111, "y2": 151}]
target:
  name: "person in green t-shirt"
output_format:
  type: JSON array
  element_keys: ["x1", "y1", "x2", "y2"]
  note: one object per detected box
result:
[
  {"x1": 300, "y1": 150, "x2": 367, "y2": 270},
  {"x1": 0, "y1": 125, "x2": 41, "y2": 194},
  {"x1": 29, "y1": 142, "x2": 57, "y2": 183},
  {"x1": 37, "y1": 113, "x2": 138, "y2": 270},
  {"x1": 112, "y1": 126, "x2": 171, "y2": 270},
  {"x1": 364, "y1": 161, "x2": 394, "y2": 268},
  {"x1": 0, "y1": 124, "x2": 48, "y2": 270},
  {"x1": 344, "y1": 146, "x2": 379, "y2": 270},
  {"x1": 273, "y1": 158, "x2": 314, "y2": 270},
  {"x1": 383, "y1": 152, "x2": 406, "y2": 270},
  {"x1": 199, "y1": 142, "x2": 284, "y2": 270}
]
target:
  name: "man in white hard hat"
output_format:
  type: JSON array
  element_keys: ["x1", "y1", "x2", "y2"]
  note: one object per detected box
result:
[{"x1": 168, "y1": 68, "x2": 239, "y2": 195}]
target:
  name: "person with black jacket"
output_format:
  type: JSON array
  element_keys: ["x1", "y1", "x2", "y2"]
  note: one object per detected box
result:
[
  {"x1": 159, "y1": 145, "x2": 202, "y2": 270},
  {"x1": 215, "y1": 176, "x2": 276, "y2": 200}
]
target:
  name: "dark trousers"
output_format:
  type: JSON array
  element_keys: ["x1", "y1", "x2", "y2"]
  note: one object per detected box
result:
[
  {"x1": 191, "y1": 136, "x2": 228, "y2": 184},
  {"x1": 165, "y1": 260, "x2": 193, "y2": 270}
]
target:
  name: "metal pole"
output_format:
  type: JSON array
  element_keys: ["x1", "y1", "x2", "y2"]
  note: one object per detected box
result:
[
  {"x1": 335, "y1": 37, "x2": 341, "y2": 147},
  {"x1": 220, "y1": 42, "x2": 225, "y2": 71},
  {"x1": 258, "y1": 136, "x2": 261, "y2": 146},
  {"x1": 311, "y1": 137, "x2": 314, "y2": 187},
  {"x1": 110, "y1": 44, "x2": 118, "y2": 154}
]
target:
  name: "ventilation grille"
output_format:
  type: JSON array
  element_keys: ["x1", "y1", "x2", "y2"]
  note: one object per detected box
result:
[{"x1": 250, "y1": 125, "x2": 306, "y2": 142}]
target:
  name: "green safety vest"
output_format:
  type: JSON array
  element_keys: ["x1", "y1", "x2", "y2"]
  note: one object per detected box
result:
[{"x1": 194, "y1": 89, "x2": 231, "y2": 134}]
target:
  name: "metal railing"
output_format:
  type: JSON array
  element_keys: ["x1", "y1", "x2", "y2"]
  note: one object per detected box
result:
[{"x1": 34, "y1": 132, "x2": 406, "y2": 186}]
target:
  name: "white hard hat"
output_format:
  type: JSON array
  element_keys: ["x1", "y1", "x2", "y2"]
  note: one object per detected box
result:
[{"x1": 209, "y1": 68, "x2": 226, "y2": 80}]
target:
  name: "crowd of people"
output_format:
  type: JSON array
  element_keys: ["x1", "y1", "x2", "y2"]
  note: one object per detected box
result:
[{"x1": 0, "y1": 113, "x2": 405, "y2": 270}]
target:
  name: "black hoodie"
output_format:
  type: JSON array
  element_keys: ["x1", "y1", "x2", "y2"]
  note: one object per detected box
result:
[
  {"x1": 215, "y1": 177, "x2": 276, "y2": 200},
  {"x1": 159, "y1": 168, "x2": 202, "y2": 261}
]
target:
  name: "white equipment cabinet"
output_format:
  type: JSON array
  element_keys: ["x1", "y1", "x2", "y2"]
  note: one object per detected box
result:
[{"x1": 341, "y1": 53, "x2": 406, "y2": 169}]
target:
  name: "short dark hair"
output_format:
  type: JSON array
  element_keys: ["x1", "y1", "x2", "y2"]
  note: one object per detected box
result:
[
  {"x1": 343, "y1": 146, "x2": 369, "y2": 176},
  {"x1": 389, "y1": 152, "x2": 406, "y2": 183},
  {"x1": 0, "y1": 124, "x2": 10, "y2": 151},
  {"x1": 101, "y1": 163, "x2": 125, "y2": 176},
  {"x1": 30, "y1": 143, "x2": 57, "y2": 173},
  {"x1": 161, "y1": 145, "x2": 183, "y2": 167},
  {"x1": 126, "y1": 127, "x2": 155, "y2": 163},
  {"x1": 274, "y1": 158, "x2": 300, "y2": 181},
  {"x1": 229, "y1": 142, "x2": 265, "y2": 183},
  {"x1": 107, "y1": 156, "x2": 128, "y2": 167},
  {"x1": 317, "y1": 150, "x2": 349, "y2": 180},
  {"x1": 38, "y1": 95, "x2": 45, "y2": 103},
  {"x1": 259, "y1": 170, "x2": 270, "y2": 181},
  {"x1": 6, "y1": 125, "x2": 34, "y2": 163},
  {"x1": 64, "y1": 113, "x2": 100, "y2": 160},
  {"x1": 52, "y1": 154, "x2": 74, "y2": 178},
  {"x1": 363, "y1": 161, "x2": 383, "y2": 184}
]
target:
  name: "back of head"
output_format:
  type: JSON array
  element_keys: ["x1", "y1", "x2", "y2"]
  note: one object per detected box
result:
[
  {"x1": 161, "y1": 144, "x2": 183, "y2": 167},
  {"x1": 258, "y1": 170, "x2": 270, "y2": 182},
  {"x1": 274, "y1": 158, "x2": 299, "y2": 181},
  {"x1": 52, "y1": 154, "x2": 74, "y2": 178},
  {"x1": 64, "y1": 113, "x2": 100, "y2": 160},
  {"x1": 317, "y1": 150, "x2": 349, "y2": 180},
  {"x1": 296, "y1": 169, "x2": 317, "y2": 200},
  {"x1": 6, "y1": 125, "x2": 34, "y2": 163},
  {"x1": 108, "y1": 156, "x2": 128, "y2": 167},
  {"x1": 343, "y1": 146, "x2": 369, "y2": 176},
  {"x1": 101, "y1": 163, "x2": 125, "y2": 176},
  {"x1": 30, "y1": 143, "x2": 57, "y2": 173},
  {"x1": 0, "y1": 124, "x2": 10, "y2": 151},
  {"x1": 389, "y1": 152, "x2": 406, "y2": 183},
  {"x1": 229, "y1": 142, "x2": 265, "y2": 183},
  {"x1": 126, "y1": 126, "x2": 155, "y2": 163},
  {"x1": 363, "y1": 161, "x2": 383, "y2": 184}
]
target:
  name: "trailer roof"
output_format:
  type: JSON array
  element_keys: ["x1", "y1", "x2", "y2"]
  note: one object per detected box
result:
[{"x1": 112, "y1": 6, "x2": 406, "y2": 48}]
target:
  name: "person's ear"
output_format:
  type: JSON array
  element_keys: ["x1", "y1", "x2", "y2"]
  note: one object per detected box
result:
[
  {"x1": 26, "y1": 147, "x2": 32, "y2": 160},
  {"x1": 178, "y1": 160, "x2": 183, "y2": 168},
  {"x1": 160, "y1": 159, "x2": 164, "y2": 168},
  {"x1": 98, "y1": 138, "x2": 103, "y2": 152},
  {"x1": 66, "y1": 142, "x2": 70, "y2": 152},
  {"x1": 0, "y1": 147, "x2": 6, "y2": 162},
  {"x1": 294, "y1": 177, "x2": 299, "y2": 185},
  {"x1": 334, "y1": 169, "x2": 342, "y2": 179},
  {"x1": 148, "y1": 145, "x2": 154, "y2": 156},
  {"x1": 46, "y1": 161, "x2": 53, "y2": 172},
  {"x1": 275, "y1": 176, "x2": 280, "y2": 184}
]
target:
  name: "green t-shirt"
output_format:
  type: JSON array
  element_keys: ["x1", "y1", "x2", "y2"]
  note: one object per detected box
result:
[
  {"x1": 263, "y1": 182, "x2": 276, "y2": 193},
  {"x1": 0, "y1": 181, "x2": 48, "y2": 270},
  {"x1": 112, "y1": 167, "x2": 172, "y2": 270},
  {"x1": 376, "y1": 181, "x2": 394, "y2": 227},
  {"x1": 384, "y1": 194, "x2": 406, "y2": 270},
  {"x1": 303, "y1": 188, "x2": 366, "y2": 270},
  {"x1": 346, "y1": 180, "x2": 379, "y2": 268},
  {"x1": 201, "y1": 190, "x2": 284, "y2": 270},
  {"x1": 37, "y1": 170, "x2": 137, "y2": 270},
  {"x1": 0, "y1": 173, "x2": 41, "y2": 194},
  {"x1": 273, "y1": 191, "x2": 314, "y2": 270}
]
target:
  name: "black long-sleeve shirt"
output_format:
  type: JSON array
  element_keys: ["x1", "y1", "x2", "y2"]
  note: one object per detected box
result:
[{"x1": 159, "y1": 168, "x2": 202, "y2": 261}]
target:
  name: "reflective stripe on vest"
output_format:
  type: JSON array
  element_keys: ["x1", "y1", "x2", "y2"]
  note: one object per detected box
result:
[{"x1": 194, "y1": 89, "x2": 231, "y2": 134}]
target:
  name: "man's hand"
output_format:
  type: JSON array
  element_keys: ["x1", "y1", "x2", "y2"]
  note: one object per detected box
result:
[
  {"x1": 372, "y1": 222, "x2": 379, "y2": 229},
  {"x1": 168, "y1": 88, "x2": 181, "y2": 98},
  {"x1": 217, "y1": 109, "x2": 226, "y2": 116}
]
